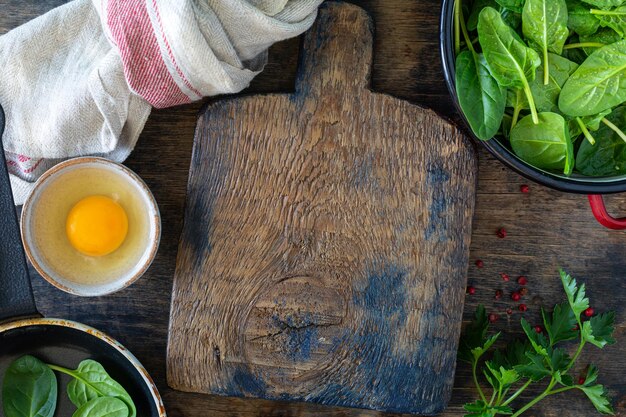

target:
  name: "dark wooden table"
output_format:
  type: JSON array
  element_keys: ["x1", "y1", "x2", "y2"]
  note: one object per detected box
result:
[{"x1": 2, "y1": 1, "x2": 625, "y2": 416}]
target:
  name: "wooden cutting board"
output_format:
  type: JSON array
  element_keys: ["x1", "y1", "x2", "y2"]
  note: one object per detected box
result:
[{"x1": 167, "y1": 2, "x2": 476, "y2": 414}]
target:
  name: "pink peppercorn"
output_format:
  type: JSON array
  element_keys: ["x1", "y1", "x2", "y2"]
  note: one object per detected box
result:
[
  {"x1": 476, "y1": 259, "x2": 484, "y2": 268},
  {"x1": 497, "y1": 228, "x2": 507, "y2": 238},
  {"x1": 517, "y1": 276, "x2": 528, "y2": 285},
  {"x1": 520, "y1": 184, "x2": 530, "y2": 193},
  {"x1": 511, "y1": 292, "x2": 521, "y2": 301},
  {"x1": 519, "y1": 304, "x2": 528, "y2": 312},
  {"x1": 467, "y1": 286, "x2": 476, "y2": 295},
  {"x1": 584, "y1": 307, "x2": 594, "y2": 317},
  {"x1": 506, "y1": 308, "x2": 513, "y2": 315},
  {"x1": 501, "y1": 273, "x2": 510, "y2": 282},
  {"x1": 489, "y1": 313, "x2": 498, "y2": 323},
  {"x1": 494, "y1": 289, "x2": 503, "y2": 300}
]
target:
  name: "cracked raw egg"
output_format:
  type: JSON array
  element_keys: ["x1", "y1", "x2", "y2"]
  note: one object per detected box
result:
[{"x1": 66, "y1": 195, "x2": 129, "y2": 257}]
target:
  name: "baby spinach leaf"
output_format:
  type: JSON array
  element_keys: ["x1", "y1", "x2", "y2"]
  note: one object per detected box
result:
[
  {"x1": 576, "y1": 106, "x2": 626, "y2": 175},
  {"x1": 501, "y1": 8, "x2": 523, "y2": 30},
  {"x1": 568, "y1": 0, "x2": 601, "y2": 35},
  {"x1": 72, "y1": 397, "x2": 129, "y2": 417},
  {"x1": 592, "y1": 6, "x2": 626, "y2": 36},
  {"x1": 510, "y1": 112, "x2": 574, "y2": 174},
  {"x1": 522, "y1": 0, "x2": 569, "y2": 84},
  {"x1": 479, "y1": 7, "x2": 541, "y2": 121},
  {"x1": 568, "y1": 109, "x2": 612, "y2": 138},
  {"x1": 456, "y1": 51, "x2": 507, "y2": 140},
  {"x1": 559, "y1": 39, "x2": 626, "y2": 116},
  {"x1": 469, "y1": 0, "x2": 500, "y2": 30},
  {"x1": 531, "y1": 53, "x2": 579, "y2": 112},
  {"x1": 581, "y1": 0, "x2": 626, "y2": 8},
  {"x1": 2, "y1": 355, "x2": 57, "y2": 417},
  {"x1": 49, "y1": 360, "x2": 136, "y2": 417},
  {"x1": 562, "y1": 35, "x2": 591, "y2": 64},
  {"x1": 579, "y1": 27, "x2": 622, "y2": 55},
  {"x1": 496, "y1": 0, "x2": 526, "y2": 13}
]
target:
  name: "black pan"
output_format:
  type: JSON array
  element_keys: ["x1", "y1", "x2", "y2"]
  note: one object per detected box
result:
[{"x1": 0, "y1": 104, "x2": 166, "y2": 416}]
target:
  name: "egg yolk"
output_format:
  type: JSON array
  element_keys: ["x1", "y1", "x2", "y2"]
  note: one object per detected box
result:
[{"x1": 66, "y1": 196, "x2": 129, "y2": 257}]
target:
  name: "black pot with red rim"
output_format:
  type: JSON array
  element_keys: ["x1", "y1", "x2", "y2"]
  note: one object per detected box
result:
[
  {"x1": 439, "y1": 0, "x2": 626, "y2": 230},
  {"x1": 0, "y1": 104, "x2": 166, "y2": 416}
]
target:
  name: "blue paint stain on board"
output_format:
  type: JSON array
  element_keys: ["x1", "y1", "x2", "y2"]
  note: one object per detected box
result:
[
  {"x1": 306, "y1": 264, "x2": 454, "y2": 414},
  {"x1": 215, "y1": 365, "x2": 268, "y2": 398},
  {"x1": 271, "y1": 312, "x2": 321, "y2": 362},
  {"x1": 425, "y1": 162, "x2": 451, "y2": 242}
]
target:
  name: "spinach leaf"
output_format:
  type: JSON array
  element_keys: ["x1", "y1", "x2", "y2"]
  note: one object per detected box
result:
[
  {"x1": 532, "y1": 53, "x2": 579, "y2": 112},
  {"x1": 72, "y1": 397, "x2": 129, "y2": 417},
  {"x1": 559, "y1": 39, "x2": 626, "y2": 116},
  {"x1": 502, "y1": 8, "x2": 523, "y2": 30},
  {"x1": 469, "y1": 0, "x2": 500, "y2": 30},
  {"x1": 576, "y1": 106, "x2": 626, "y2": 175},
  {"x1": 2, "y1": 356, "x2": 57, "y2": 417},
  {"x1": 456, "y1": 51, "x2": 507, "y2": 140},
  {"x1": 510, "y1": 112, "x2": 574, "y2": 174},
  {"x1": 592, "y1": 6, "x2": 626, "y2": 36},
  {"x1": 579, "y1": 27, "x2": 622, "y2": 55},
  {"x1": 568, "y1": 108, "x2": 612, "y2": 137},
  {"x1": 479, "y1": 6, "x2": 541, "y2": 122},
  {"x1": 562, "y1": 37, "x2": 591, "y2": 64},
  {"x1": 581, "y1": 0, "x2": 626, "y2": 9},
  {"x1": 49, "y1": 360, "x2": 136, "y2": 417},
  {"x1": 523, "y1": 0, "x2": 569, "y2": 85},
  {"x1": 496, "y1": 0, "x2": 526, "y2": 13},
  {"x1": 568, "y1": 0, "x2": 601, "y2": 35}
]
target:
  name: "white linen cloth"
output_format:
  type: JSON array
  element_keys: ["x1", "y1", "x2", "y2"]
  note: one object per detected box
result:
[{"x1": 0, "y1": 0, "x2": 322, "y2": 204}]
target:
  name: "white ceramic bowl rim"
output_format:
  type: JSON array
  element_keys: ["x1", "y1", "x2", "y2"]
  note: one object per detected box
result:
[{"x1": 20, "y1": 157, "x2": 161, "y2": 297}]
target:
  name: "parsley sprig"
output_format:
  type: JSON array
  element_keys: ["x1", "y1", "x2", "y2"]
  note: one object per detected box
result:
[{"x1": 459, "y1": 269, "x2": 616, "y2": 417}]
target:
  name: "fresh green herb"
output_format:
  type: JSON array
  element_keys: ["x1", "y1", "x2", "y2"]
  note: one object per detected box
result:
[
  {"x1": 2, "y1": 355, "x2": 57, "y2": 417},
  {"x1": 510, "y1": 112, "x2": 574, "y2": 174},
  {"x1": 459, "y1": 269, "x2": 615, "y2": 416},
  {"x1": 2, "y1": 357, "x2": 136, "y2": 417}
]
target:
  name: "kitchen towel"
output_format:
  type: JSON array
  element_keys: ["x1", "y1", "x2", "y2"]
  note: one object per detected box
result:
[{"x1": 0, "y1": 0, "x2": 322, "y2": 204}]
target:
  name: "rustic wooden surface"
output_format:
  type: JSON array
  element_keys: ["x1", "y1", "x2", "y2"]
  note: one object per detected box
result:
[
  {"x1": 1, "y1": 0, "x2": 625, "y2": 416},
  {"x1": 167, "y1": 4, "x2": 475, "y2": 414}
]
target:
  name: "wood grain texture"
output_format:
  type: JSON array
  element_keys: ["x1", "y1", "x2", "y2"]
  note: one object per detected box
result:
[
  {"x1": 2, "y1": 0, "x2": 626, "y2": 416},
  {"x1": 167, "y1": 3, "x2": 476, "y2": 415}
]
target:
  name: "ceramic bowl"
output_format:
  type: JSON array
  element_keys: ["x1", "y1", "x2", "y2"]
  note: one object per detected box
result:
[{"x1": 20, "y1": 157, "x2": 161, "y2": 296}]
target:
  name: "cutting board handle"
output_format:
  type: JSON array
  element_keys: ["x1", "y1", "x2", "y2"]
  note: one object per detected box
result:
[{"x1": 296, "y1": 2, "x2": 373, "y2": 95}]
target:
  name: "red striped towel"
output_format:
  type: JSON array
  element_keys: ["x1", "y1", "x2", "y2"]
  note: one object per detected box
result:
[{"x1": 1, "y1": 0, "x2": 322, "y2": 204}]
